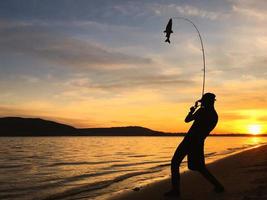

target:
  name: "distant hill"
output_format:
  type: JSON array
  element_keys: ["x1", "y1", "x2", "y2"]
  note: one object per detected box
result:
[
  {"x1": 0, "y1": 117, "x2": 77, "y2": 136},
  {"x1": 79, "y1": 126, "x2": 175, "y2": 136},
  {"x1": 1, "y1": 117, "x2": 265, "y2": 137},
  {"x1": 0, "y1": 117, "x2": 180, "y2": 136}
]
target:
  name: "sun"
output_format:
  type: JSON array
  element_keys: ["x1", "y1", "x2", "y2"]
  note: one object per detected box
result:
[{"x1": 248, "y1": 124, "x2": 262, "y2": 135}]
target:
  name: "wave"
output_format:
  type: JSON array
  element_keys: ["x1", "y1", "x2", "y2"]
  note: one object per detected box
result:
[
  {"x1": 104, "y1": 160, "x2": 170, "y2": 169},
  {"x1": 0, "y1": 164, "x2": 25, "y2": 169},
  {"x1": 127, "y1": 154, "x2": 153, "y2": 158},
  {"x1": 40, "y1": 168, "x2": 163, "y2": 200},
  {"x1": 0, "y1": 162, "x2": 172, "y2": 199},
  {"x1": 216, "y1": 144, "x2": 257, "y2": 156},
  {"x1": 205, "y1": 152, "x2": 216, "y2": 157},
  {"x1": 0, "y1": 169, "x2": 131, "y2": 194},
  {"x1": 47, "y1": 160, "x2": 122, "y2": 167}
]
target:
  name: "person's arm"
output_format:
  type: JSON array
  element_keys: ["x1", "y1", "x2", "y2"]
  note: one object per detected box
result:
[{"x1": 184, "y1": 106, "x2": 200, "y2": 123}]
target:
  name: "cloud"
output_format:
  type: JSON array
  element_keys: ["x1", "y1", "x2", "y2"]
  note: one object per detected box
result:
[
  {"x1": 63, "y1": 72, "x2": 195, "y2": 92},
  {"x1": 0, "y1": 1, "x2": 174, "y2": 26},
  {"x1": 220, "y1": 112, "x2": 249, "y2": 120},
  {"x1": 232, "y1": 5, "x2": 267, "y2": 20},
  {"x1": 111, "y1": 2, "x2": 229, "y2": 21},
  {"x1": 174, "y1": 5, "x2": 222, "y2": 20},
  {"x1": 0, "y1": 18, "x2": 196, "y2": 97},
  {"x1": 113, "y1": 2, "x2": 147, "y2": 17},
  {"x1": 0, "y1": 20, "x2": 152, "y2": 69},
  {"x1": 229, "y1": 0, "x2": 267, "y2": 21},
  {"x1": 147, "y1": 3, "x2": 230, "y2": 21}
]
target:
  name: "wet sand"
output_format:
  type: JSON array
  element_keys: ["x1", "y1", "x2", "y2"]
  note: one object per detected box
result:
[{"x1": 109, "y1": 144, "x2": 267, "y2": 200}]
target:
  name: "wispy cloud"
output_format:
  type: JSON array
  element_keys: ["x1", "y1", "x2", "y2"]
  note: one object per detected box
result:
[
  {"x1": 232, "y1": 5, "x2": 267, "y2": 20},
  {"x1": 146, "y1": 3, "x2": 230, "y2": 20},
  {"x1": 0, "y1": 20, "x2": 152, "y2": 69},
  {"x1": 174, "y1": 5, "x2": 224, "y2": 20},
  {"x1": 230, "y1": 0, "x2": 267, "y2": 21},
  {"x1": 62, "y1": 72, "x2": 195, "y2": 92}
]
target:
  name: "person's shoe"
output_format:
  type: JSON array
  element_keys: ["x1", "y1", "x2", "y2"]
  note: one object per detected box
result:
[
  {"x1": 164, "y1": 189, "x2": 180, "y2": 197},
  {"x1": 214, "y1": 185, "x2": 224, "y2": 193}
]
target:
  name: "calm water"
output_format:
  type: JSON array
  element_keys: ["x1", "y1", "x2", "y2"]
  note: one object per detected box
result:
[{"x1": 0, "y1": 136, "x2": 266, "y2": 200}]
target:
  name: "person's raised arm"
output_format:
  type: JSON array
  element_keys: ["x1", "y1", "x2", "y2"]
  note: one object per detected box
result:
[{"x1": 184, "y1": 106, "x2": 199, "y2": 123}]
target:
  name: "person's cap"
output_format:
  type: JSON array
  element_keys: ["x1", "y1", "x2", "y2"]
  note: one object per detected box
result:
[{"x1": 199, "y1": 92, "x2": 216, "y2": 102}]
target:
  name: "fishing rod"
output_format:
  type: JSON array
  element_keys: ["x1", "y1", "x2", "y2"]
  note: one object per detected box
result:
[{"x1": 165, "y1": 17, "x2": 206, "y2": 98}]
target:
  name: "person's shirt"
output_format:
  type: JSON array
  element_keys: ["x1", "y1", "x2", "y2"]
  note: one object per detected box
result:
[{"x1": 185, "y1": 106, "x2": 218, "y2": 139}]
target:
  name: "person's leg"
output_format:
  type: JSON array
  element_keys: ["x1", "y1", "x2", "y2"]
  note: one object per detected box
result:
[
  {"x1": 198, "y1": 167, "x2": 224, "y2": 192},
  {"x1": 171, "y1": 142, "x2": 187, "y2": 187},
  {"x1": 165, "y1": 139, "x2": 188, "y2": 196}
]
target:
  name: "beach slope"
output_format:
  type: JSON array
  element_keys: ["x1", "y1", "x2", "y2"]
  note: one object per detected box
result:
[{"x1": 109, "y1": 144, "x2": 267, "y2": 200}]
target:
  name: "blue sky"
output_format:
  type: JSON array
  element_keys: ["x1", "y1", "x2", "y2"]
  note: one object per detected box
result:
[{"x1": 0, "y1": 0, "x2": 266, "y2": 133}]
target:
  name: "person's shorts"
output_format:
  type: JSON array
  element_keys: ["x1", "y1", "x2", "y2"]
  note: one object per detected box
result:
[{"x1": 187, "y1": 138, "x2": 205, "y2": 170}]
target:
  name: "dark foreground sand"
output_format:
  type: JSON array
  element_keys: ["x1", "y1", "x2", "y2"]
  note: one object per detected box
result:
[{"x1": 109, "y1": 144, "x2": 267, "y2": 200}]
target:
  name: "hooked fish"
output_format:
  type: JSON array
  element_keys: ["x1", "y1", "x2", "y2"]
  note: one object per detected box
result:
[{"x1": 164, "y1": 18, "x2": 173, "y2": 44}]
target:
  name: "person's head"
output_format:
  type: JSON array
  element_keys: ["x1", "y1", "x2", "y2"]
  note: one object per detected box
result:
[{"x1": 199, "y1": 93, "x2": 216, "y2": 107}]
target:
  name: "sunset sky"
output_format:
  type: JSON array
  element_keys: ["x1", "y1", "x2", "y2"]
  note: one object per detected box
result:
[{"x1": 0, "y1": 0, "x2": 266, "y2": 134}]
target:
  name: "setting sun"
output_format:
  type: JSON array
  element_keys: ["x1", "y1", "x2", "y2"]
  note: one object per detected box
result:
[{"x1": 248, "y1": 124, "x2": 262, "y2": 135}]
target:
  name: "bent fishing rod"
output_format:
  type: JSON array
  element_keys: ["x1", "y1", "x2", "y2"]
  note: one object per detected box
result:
[{"x1": 165, "y1": 17, "x2": 206, "y2": 99}]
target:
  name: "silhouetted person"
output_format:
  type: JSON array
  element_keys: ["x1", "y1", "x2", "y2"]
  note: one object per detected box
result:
[{"x1": 165, "y1": 93, "x2": 224, "y2": 197}]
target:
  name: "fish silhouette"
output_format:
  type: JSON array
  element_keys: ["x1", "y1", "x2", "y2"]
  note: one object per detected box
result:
[{"x1": 164, "y1": 18, "x2": 173, "y2": 43}]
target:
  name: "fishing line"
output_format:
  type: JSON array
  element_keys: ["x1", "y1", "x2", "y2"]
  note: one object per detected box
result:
[{"x1": 171, "y1": 17, "x2": 206, "y2": 97}]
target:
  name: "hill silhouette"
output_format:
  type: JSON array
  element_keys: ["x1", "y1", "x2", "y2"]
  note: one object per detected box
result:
[
  {"x1": 0, "y1": 117, "x2": 77, "y2": 136},
  {"x1": 0, "y1": 117, "x2": 265, "y2": 137},
  {"x1": 79, "y1": 126, "x2": 171, "y2": 136},
  {"x1": 0, "y1": 117, "x2": 178, "y2": 136}
]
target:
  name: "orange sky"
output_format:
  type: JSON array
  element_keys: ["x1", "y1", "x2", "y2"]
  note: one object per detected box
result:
[{"x1": 0, "y1": 0, "x2": 266, "y2": 134}]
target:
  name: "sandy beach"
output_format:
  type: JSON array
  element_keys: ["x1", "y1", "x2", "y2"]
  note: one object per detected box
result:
[{"x1": 109, "y1": 144, "x2": 267, "y2": 200}]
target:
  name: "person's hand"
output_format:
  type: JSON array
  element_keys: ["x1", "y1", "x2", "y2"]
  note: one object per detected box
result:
[{"x1": 190, "y1": 106, "x2": 196, "y2": 112}]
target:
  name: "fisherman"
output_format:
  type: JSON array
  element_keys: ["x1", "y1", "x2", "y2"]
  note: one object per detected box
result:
[{"x1": 165, "y1": 93, "x2": 224, "y2": 197}]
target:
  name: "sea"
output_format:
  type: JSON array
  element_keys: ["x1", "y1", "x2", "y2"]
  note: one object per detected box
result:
[{"x1": 0, "y1": 136, "x2": 266, "y2": 200}]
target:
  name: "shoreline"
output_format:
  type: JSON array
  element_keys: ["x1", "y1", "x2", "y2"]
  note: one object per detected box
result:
[{"x1": 108, "y1": 144, "x2": 267, "y2": 200}]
